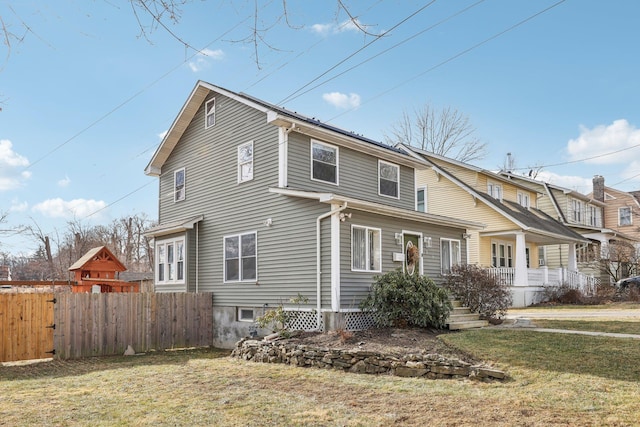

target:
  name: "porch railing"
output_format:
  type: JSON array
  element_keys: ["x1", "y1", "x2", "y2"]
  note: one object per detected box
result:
[{"x1": 486, "y1": 267, "x2": 599, "y2": 295}]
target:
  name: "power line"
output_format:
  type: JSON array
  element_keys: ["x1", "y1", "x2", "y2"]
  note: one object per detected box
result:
[
  {"x1": 325, "y1": 0, "x2": 567, "y2": 124},
  {"x1": 281, "y1": 0, "x2": 486, "y2": 105},
  {"x1": 277, "y1": 1, "x2": 437, "y2": 106}
]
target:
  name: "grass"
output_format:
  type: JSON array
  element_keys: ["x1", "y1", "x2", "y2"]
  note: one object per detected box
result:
[{"x1": 2, "y1": 324, "x2": 640, "y2": 426}]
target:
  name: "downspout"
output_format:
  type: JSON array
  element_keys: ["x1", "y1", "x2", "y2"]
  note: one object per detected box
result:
[{"x1": 316, "y1": 202, "x2": 348, "y2": 330}]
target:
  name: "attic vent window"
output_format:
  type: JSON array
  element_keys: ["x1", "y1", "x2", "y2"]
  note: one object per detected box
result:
[{"x1": 205, "y1": 98, "x2": 216, "y2": 128}]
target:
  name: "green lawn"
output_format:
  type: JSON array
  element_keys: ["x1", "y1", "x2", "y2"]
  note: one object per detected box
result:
[
  {"x1": 2, "y1": 321, "x2": 640, "y2": 426},
  {"x1": 533, "y1": 319, "x2": 640, "y2": 335}
]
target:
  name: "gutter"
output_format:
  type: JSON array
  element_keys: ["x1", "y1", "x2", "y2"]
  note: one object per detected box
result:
[{"x1": 316, "y1": 202, "x2": 348, "y2": 330}]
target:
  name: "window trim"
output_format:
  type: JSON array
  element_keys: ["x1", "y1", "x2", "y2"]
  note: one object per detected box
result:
[
  {"x1": 487, "y1": 182, "x2": 503, "y2": 200},
  {"x1": 378, "y1": 160, "x2": 400, "y2": 199},
  {"x1": 174, "y1": 168, "x2": 186, "y2": 202},
  {"x1": 440, "y1": 238, "x2": 461, "y2": 274},
  {"x1": 491, "y1": 240, "x2": 513, "y2": 268},
  {"x1": 619, "y1": 206, "x2": 632, "y2": 226},
  {"x1": 310, "y1": 140, "x2": 339, "y2": 185},
  {"x1": 351, "y1": 225, "x2": 382, "y2": 272},
  {"x1": 237, "y1": 307, "x2": 255, "y2": 322},
  {"x1": 416, "y1": 186, "x2": 427, "y2": 212},
  {"x1": 237, "y1": 141, "x2": 254, "y2": 183},
  {"x1": 155, "y1": 236, "x2": 186, "y2": 285},
  {"x1": 517, "y1": 191, "x2": 530, "y2": 208},
  {"x1": 205, "y1": 98, "x2": 216, "y2": 128},
  {"x1": 223, "y1": 231, "x2": 258, "y2": 283},
  {"x1": 571, "y1": 198, "x2": 583, "y2": 223}
]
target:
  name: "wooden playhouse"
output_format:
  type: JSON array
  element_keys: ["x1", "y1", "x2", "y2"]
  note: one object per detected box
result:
[{"x1": 68, "y1": 246, "x2": 139, "y2": 293}]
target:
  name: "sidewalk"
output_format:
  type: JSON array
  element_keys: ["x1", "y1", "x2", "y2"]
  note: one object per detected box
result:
[{"x1": 498, "y1": 316, "x2": 640, "y2": 340}]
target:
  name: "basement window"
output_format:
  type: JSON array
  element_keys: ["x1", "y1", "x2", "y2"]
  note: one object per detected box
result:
[{"x1": 238, "y1": 308, "x2": 255, "y2": 322}]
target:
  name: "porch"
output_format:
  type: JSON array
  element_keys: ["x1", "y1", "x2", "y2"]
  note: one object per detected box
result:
[{"x1": 487, "y1": 266, "x2": 599, "y2": 295}]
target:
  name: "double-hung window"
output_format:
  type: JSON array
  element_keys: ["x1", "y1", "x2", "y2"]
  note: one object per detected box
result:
[
  {"x1": 416, "y1": 187, "x2": 426, "y2": 212},
  {"x1": 487, "y1": 182, "x2": 502, "y2": 200},
  {"x1": 571, "y1": 199, "x2": 583, "y2": 223},
  {"x1": 491, "y1": 241, "x2": 513, "y2": 268},
  {"x1": 311, "y1": 140, "x2": 338, "y2": 184},
  {"x1": 238, "y1": 141, "x2": 254, "y2": 183},
  {"x1": 441, "y1": 239, "x2": 461, "y2": 274},
  {"x1": 619, "y1": 207, "x2": 632, "y2": 226},
  {"x1": 379, "y1": 160, "x2": 399, "y2": 198},
  {"x1": 156, "y1": 237, "x2": 185, "y2": 284},
  {"x1": 205, "y1": 98, "x2": 215, "y2": 128},
  {"x1": 224, "y1": 232, "x2": 257, "y2": 282},
  {"x1": 174, "y1": 168, "x2": 185, "y2": 202},
  {"x1": 351, "y1": 225, "x2": 381, "y2": 272},
  {"x1": 517, "y1": 191, "x2": 530, "y2": 208}
]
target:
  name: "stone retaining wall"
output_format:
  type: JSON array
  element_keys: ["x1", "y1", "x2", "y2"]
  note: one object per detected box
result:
[{"x1": 231, "y1": 338, "x2": 506, "y2": 380}]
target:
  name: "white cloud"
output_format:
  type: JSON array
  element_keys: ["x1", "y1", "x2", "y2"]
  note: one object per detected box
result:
[
  {"x1": 535, "y1": 170, "x2": 593, "y2": 193},
  {"x1": 322, "y1": 92, "x2": 361, "y2": 109},
  {"x1": 32, "y1": 198, "x2": 107, "y2": 219},
  {"x1": 567, "y1": 119, "x2": 640, "y2": 165},
  {"x1": 0, "y1": 139, "x2": 30, "y2": 191},
  {"x1": 9, "y1": 200, "x2": 28, "y2": 212},
  {"x1": 158, "y1": 130, "x2": 168, "y2": 140},
  {"x1": 58, "y1": 175, "x2": 71, "y2": 187},
  {"x1": 188, "y1": 48, "x2": 224, "y2": 72},
  {"x1": 311, "y1": 19, "x2": 366, "y2": 36}
]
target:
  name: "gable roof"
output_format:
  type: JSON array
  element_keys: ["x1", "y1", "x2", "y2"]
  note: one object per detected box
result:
[
  {"x1": 68, "y1": 246, "x2": 127, "y2": 272},
  {"x1": 400, "y1": 145, "x2": 587, "y2": 243},
  {"x1": 145, "y1": 81, "x2": 426, "y2": 176}
]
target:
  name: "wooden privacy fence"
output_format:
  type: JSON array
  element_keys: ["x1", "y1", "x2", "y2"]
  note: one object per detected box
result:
[
  {"x1": 1, "y1": 292, "x2": 214, "y2": 362},
  {"x1": 1, "y1": 293, "x2": 55, "y2": 362},
  {"x1": 55, "y1": 293, "x2": 214, "y2": 359}
]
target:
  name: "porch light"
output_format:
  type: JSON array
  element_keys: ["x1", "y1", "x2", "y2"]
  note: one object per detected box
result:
[
  {"x1": 423, "y1": 236, "x2": 432, "y2": 248},
  {"x1": 462, "y1": 232, "x2": 471, "y2": 239},
  {"x1": 395, "y1": 233, "x2": 403, "y2": 245}
]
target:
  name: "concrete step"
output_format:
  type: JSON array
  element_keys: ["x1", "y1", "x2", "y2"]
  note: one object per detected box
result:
[{"x1": 447, "y1": 320, "x2": 489, "y2": 330}]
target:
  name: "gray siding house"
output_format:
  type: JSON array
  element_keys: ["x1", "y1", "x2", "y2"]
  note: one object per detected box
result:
[{"x1": 144, "y1": 81, "x2": 481, "y2": 348}]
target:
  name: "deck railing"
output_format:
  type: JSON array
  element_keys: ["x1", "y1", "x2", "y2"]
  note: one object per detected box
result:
[{"x1": 486, "y1": 267, "x2": 598, "y2": 295}]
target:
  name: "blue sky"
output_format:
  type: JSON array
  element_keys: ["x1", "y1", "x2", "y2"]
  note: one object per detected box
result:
[{"x1": 2, "y1": 0, "x2": 640, "y2": 255}]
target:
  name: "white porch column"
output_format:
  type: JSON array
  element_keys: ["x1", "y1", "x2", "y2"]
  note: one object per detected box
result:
[
  {"x1": 568, "y1": 242, "x2": 577, "y2": 271},
  {"x1": 514, "y1": 232, "x2": 528, "y2": 286}
]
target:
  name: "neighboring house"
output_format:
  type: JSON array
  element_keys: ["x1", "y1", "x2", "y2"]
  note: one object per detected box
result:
[
  {"x1": 400, "y1": 145, "x2": 592, "y2": 306},
  {"x1": 500, "y1": 172, "x2": 638, "y2": 285},
  {"x1": 144, "y1": 81, "x2": 481, "y2": 348},
  {"x1": 587, "y1": 175, "x2": 640, "y2": 279}
]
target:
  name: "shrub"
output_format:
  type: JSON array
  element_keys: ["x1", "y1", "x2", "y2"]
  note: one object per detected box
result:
[
  {"x1": 360, "y1": 269, "x2": 452, "y2": 329},
  {"x1": 442, "y1": 264, "x2": 512, "y2": 319}
]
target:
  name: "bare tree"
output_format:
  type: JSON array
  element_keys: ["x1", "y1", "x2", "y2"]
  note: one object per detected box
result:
[
  {"x1": 384, "y1": 105, "x2": 487, "y2": 163},
  {"x1": 598, "y1": 240, "x2": 639, "y2": 283}
]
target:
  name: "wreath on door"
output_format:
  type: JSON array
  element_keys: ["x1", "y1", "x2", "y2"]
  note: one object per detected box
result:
[{"x1": 405, "y1": 241, "x2": 419, "y2": 275}]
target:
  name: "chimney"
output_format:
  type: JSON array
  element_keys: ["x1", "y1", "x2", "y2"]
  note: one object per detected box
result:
[{"x1": 593, "y1": 175, "x2": 605, "y2": 202}]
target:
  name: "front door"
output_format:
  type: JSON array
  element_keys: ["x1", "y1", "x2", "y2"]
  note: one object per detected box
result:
[{"x1": 403, "y1": 232, "x2": 422, "y2": 276}]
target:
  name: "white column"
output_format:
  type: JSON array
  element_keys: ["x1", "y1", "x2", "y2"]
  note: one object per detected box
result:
[
  {"x1": 514, "y1": 232, "x2": 528, "y2": 286},
  {"x1": 568, "y1": 242, "x2": 577, "y2": 271}
]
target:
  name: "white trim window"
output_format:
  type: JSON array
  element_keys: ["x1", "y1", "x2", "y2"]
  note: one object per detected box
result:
[
  {"x1": 588, "y1": 205, "x2": 599, "y2": 227},
  {"x1": 156, "y1": 237, "x2": 186, "y2": 284},
  {"x1": 491, "y1": 241, "x2": 513, "y2": 268},
  {"x1": 311, "y1": 140, "x2": 338, "y2": 184},
  {"x1": 571, "y1": 199, "x2": 583, "y2": 223},
  {"x1": 224, "y1": 232, "x2": 257, "y2": 283},
  {"x1": 238, "y1": 141, "x2": 254, "y2": 183},
  {"x1": 487, "y1": 182, "x2": 502, "y2": 200},
  {"x1": 205, "y1": 98, "x2": 216, "y2": 128},
  {"x1": 174, "y1": 168, "x2": 186, "y2": 202},
  {"x1": 379, "y1": 160, "x2": 399, "y2": 198},
  {"x1": 237, "y1": 307, "x2": 255, "y2": 322},
  {"x1": 351, "y1": 225, "x2": 381, "y2": 272},
  {"x1": 416, "y1": 187, "x2": 427, "y2": 212},
  {"x1": 538, "y1": 246, "x2": 546, "y2": 266},
  {"x1": 517, "y1": 191, "x2": 530, "y2": 208},
  {"x1": 441, "y1": 238, "x2": 461, "y2": 274},
  {"x1": 619, "y1": 206, "x2": 632, "y2": 226}
]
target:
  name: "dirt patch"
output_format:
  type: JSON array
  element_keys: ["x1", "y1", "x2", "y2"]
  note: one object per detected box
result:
[{"x1": 281, "y1": 327, "x2": 479, "y2": 363}]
